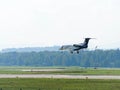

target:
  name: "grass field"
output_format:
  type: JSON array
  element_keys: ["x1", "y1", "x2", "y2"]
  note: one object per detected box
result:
[
  {"x1": 0, "y1": 78, "x2": 120, "y2": 90},
  {"x1": 0, "y1": 66, "x2": 120, "y2": 75},
  {"x1": 0, "y1": 67, "x2": 119, "y2": 90}
]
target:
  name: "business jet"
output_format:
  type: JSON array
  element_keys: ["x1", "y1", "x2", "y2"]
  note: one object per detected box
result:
[{"x1": 59, "y1": 38, "x2": 95, "y2": 53}]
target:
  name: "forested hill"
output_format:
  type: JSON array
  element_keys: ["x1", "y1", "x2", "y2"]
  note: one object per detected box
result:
[{"x1": 0, "y1": 49, "x2": 120, "y2": 67}]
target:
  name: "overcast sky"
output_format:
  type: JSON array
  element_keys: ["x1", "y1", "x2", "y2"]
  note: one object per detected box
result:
[{"x1": 0, "y1": 0, "x2": 120, "y2": 50}]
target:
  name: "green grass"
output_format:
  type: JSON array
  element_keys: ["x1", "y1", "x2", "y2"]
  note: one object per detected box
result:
[
  {"x1": 0, "y1": 67, "x2": 119, "y2": 90},
  {"x1": 0, "y1": 66, "x2": 120, "y2": 75},
  {"x1": 0, "y1": 78, "x2": 119, "y2": 90}
]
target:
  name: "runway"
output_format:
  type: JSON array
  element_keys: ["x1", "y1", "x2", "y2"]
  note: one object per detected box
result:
[{"x1": 0, "y1": 74, "x2": 120, "y2": 79}]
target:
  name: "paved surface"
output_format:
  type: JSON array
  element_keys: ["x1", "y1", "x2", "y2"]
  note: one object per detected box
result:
[{"x1": 0, "y1": 74, "x2": 120, "y2": 79}]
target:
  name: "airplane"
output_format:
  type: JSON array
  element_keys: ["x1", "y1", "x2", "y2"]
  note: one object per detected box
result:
[{"x1": 59, "y1": 38, "x2": 95, "y2": 54}]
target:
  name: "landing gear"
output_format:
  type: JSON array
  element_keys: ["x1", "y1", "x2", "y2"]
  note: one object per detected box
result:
[
  {"x1": 70, "y1": 50, "x2": 79, "y2": 54},
  {"x1": 70, "y1": 51, "x2": 73, "y2": 54},
  {"x1": 76, "y1": 51, "x2": 79, "y2": 54}
]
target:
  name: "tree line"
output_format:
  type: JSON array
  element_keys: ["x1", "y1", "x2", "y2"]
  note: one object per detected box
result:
[{"x1": 0, "y1": 49, "x2": 119, "y2": 67}]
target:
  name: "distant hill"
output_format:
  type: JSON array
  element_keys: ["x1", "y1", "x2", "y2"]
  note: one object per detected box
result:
[{"x1": 1, "y1": 46, "x2": 60, "y2": 52}]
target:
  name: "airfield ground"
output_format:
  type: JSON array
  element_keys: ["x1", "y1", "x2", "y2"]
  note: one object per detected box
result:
[
  {"x1": 0, "y1": 67, "x2": 120, "y2": 90},
  {"x1": 0, "y1": 74, "x2": 120, "y2": 79},
  {"x1": 0, "y1": 66, "x2": 120, "y2": 75},
  {"x1": 0, "y1": 78, "x2": 120, "y2": 90},
  {"x1": 0, "y1": 67, "x2": 120, "y2": 79}
]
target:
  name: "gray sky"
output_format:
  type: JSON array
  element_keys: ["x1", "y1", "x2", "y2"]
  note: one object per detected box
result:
[{"x1": 0, "y1": 0, "x2": 120, "y2": 50}]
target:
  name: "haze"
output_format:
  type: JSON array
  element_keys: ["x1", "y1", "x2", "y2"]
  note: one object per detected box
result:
[{"x1": 0, "y1": 0, "x2": 120, "y2": 50}]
